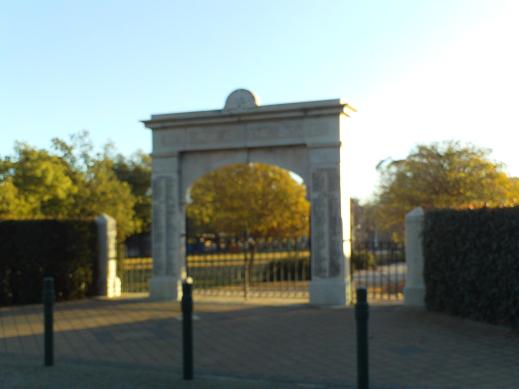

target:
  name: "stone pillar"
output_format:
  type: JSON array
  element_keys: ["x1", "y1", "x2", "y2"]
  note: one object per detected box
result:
[
  {"x1": 308, "y1": 146, "x2": 352, "y2": 306},
  {"x1": 149, "y1": 156, "x2": 184, "y2": 300},
  {"x1": 404, "y1": 207, "x2": 425, "y2": 307},
  {"x1": 95, "y1": 214, "x2": 121, "y2": 298}
]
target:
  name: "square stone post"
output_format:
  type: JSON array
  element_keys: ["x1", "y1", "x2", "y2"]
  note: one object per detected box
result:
[
  {"x1": 404, "y1": 207, "x2": 425, "y2": 307},
  {"x1": 95, "y1": 214, "x2": 121, "y2": 298},
  {"x1": 149, "y1": 155, "x2": 185, "y2": 300}
]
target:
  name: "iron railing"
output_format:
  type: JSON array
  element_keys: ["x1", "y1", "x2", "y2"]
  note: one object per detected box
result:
[
  {"x1": 119, "y1": 257, "x2": 152, "y2": 293},
  {"x1": 187, "y1": 237, "x2": 310, "y2": 298},
  {"x1": 119, "y1": 239, "x2": 405, "y2": 302},
  {"x1": 351, "y1": 241, "x2": 406, "y2": 302},
  {"x1": 119, "y1": 237, "x2": 311, "y2": 298}
]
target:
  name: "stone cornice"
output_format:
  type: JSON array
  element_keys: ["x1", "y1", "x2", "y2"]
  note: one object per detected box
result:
[{"x1": 143, "y1": 98, "x2": 355, "y2": 130}]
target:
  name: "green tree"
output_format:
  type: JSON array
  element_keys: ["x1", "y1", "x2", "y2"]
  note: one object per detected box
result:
[
  {"x1": 351, "y1": 198, "x2": 378, "y2": 243},
  {"x1": 50, "y1": 134, "x2": 139, "y2": 242},
  {"x1": 112, "y1": 152, "x2": 152, "y2": 233},
  {"x1": 187, "y1": 163, "x2": 310, "y2": 239},
  {"x1": 0, "y1": 178, "x2": 33, "y2": 218},
  {"x1": 72, "y1": 158, "x2": 137, "y2": 242},
  {"x1": 0, "y1": 133, "x2": 140, "y2": 243},
  {"x1": 375, "y1": 141, "x2": 519, "y2": 240},
  {"x1": 0, "y1": 144, "x2": 78, "y2": 218}
]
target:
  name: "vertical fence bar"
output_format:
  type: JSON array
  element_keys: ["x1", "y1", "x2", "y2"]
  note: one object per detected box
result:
[
  {"x1": 379, "y1": 243, "x2": 383, "y2": 301},
  {"x1": 394, "y1": 244, "x2": 398, "y2": 299},
  {"x1": 378, "y1": 243, "x2": 383, "y2": 301},
  {"x1": 365, "y1": 243, "x2": 369, "y2": 301},
  {"x1": 182, "y1": 278, "x2": 194, "y2": 380},
  {"x1": 243, "y1": 251, "x2": 249, "y2": 299},
  {"x1": 391, "y1": 244, "x2": 396, "y2": 300},
  {"x1": 381, "y1": 244, "x2": 385, "y2": 300},
  {"x1": 218, "y1": 253, "x2": 223, "y2": 293},
  {"x1": 212, "y1": 252, "x2": 216, "y2": 292},
  {"x1": 355, "y1": 288, "x2": 369, "y2": 389},
  {"x1": 42, "y1": 276, "x2": 55, "y2": 367},
  {"x1": 120, "y1": 259, "x2": 125, "y2": 293},
  {"x1": 401, "y1": 243, "x2": 405, "y2": 299},
  {"x1": 387, "y1": 244, "x2": 391, "y2": 300},
  {"x1": 129, "y1": 259, "x2": 134, "y2": 292}
]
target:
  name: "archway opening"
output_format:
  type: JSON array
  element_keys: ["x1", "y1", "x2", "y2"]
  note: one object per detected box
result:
[{"x1": 185, "y1": 162, "x2": 310, "y2": 299}]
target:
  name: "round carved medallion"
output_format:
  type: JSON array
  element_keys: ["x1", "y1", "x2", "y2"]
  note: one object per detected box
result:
[{"x1": 224, "y1": 89, "x2": 259, "y2": 111}]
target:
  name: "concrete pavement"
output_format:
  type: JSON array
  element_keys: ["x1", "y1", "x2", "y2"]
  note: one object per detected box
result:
[{"x1": 1, "y1": 297, "x2": 519, "y2": 389}]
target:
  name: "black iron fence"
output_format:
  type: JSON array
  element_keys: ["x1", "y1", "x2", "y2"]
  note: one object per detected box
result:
[
  {"x1": 187, "y1": 237, "x2": 310, "y2": 299},
  {"x1": 118, "y1": 237, "x2": 311, "y2": 298},
  {"x1": 351, "y1": 241, "x2": 406, "y2": 302},
  {"x1": 119, "y1": 257, "x2": 152, "y2": 293},
  {"x1": 118, "y1": 238, "x2": 406, "y2": 302}
]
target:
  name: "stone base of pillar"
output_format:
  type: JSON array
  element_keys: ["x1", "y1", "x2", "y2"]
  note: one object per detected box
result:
[
  {"x1": 309, "y1": 278, "x2": 352, "y2": 306},
  {"x1": 106, "y1": 259, "x2": 121, "y2": 298},
  {"x1": 404, "y1": 286, "x2": 425, "y2": 307},
  {"x1": 149, "y1": 276, "x2": 181, "y2": 301}
]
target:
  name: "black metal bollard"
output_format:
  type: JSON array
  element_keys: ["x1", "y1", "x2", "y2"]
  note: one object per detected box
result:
[
  {"x1": 42, "y1": 277, "x2": 55, "y2": 367},
  {"x1": 181, "y1": 278, "x2": 194, "y2": 380},
  {"x1": 355, "y1": 288, "x2": 369, "y2": 389}
]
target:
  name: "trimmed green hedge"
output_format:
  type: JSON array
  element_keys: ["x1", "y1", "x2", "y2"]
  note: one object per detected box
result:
[
  {"x1": 424, "y1": 207, "x2": 519, "y2": 326},
  {"x1": 0, "y1": 220, "x2": 98, "y2": 306}
]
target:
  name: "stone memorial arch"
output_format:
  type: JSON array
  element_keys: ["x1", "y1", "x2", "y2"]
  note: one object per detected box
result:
[{"x1": 143, "y1": 89, "x2": 356, "y2": 305}]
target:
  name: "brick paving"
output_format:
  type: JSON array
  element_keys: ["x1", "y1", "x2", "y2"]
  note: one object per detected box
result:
[{"x1": 1, "y1": 297, "x2": 519, "y2": 388}]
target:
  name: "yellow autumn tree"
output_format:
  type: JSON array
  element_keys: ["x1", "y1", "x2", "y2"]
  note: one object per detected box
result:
[
  {"x1": 375, "y1": 141, "x2": 519, "y2": 240},
  {"x1": 186, "y1": 163, "x2": 310, "y2": 239}
]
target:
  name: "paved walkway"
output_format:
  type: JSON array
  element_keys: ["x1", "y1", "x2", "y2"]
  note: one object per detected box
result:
[{"x1": 1, "y1": 297, "x2": 519, "y2": 389}]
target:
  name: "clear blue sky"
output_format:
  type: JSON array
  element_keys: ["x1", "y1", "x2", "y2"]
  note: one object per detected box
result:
[{"x1": 2, "y1": 0, "x2": 517, "y2": 200}]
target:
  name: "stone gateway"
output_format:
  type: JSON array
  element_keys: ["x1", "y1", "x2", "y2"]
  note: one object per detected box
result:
[{"x1": 143, "y1": 89, "x2": 356, "y2": 305}]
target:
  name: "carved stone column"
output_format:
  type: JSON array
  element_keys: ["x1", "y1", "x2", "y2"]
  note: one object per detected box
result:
[
  {"x1": 149, "y1": 156, "x2": 185, "y2": 300},
  {"x1": 308, "y1": 146, "x2": 352, "y2": 305}
]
